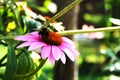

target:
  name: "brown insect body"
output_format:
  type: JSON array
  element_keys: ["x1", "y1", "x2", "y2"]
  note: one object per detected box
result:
[{"x1": 39, "y1": 28, "x2": 62, "y2": 46}]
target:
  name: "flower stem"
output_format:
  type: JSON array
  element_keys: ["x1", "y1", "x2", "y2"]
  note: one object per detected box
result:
[
  {"x1": 0, "y1": 36, "x2": 15, "y2": 40},
  {"x1": 1, "y1": 26, "x2": 120, "y2": 39},
  {"x1": 38, "y1": 0, "x2": 83, "y2": 30},
  {"x1": 14, "y1": 59, "x2": 47, "y2": 78},
  {"x1": 57, "y1": 26, "x2": 120, "y2": 36}
]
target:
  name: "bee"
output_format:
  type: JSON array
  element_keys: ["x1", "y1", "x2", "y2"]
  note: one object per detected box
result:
[
  {"x1": 38, "y1": 28, "x2": 50, "y2": 37},
  {"x1": 38, "y1": 28, "x2": 62, "y2": 46}
]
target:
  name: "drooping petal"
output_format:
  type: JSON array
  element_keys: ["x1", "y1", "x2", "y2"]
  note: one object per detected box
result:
[
  {"x1": 60, "y1": 41, "x2": 75, "y2": 49},
  {"x1": 52, "y1": 46, "x2": 61, "y2": 60},
  {"x1": 62, "y1": 37, "x2": 75, "y2": 46},
  {"x1": 17, "y1": 41, "x2": 33, "y2": 48},
  {"x1": 41, "y1": 45, "x2": 51, "y2": 59},
  {"x1": 48, "y1": 52, "x2": 55, "y2": 64},
  {"x1": 59, "y1": 46, "x2": 75, "y2": 61},
  {"x1": 30, "y1": 31, "x2": 38, "y2": 35},
  {"x1": 68, "y1": 48, "x2": 79, "y2": 60},
  {"x1": 30, "y1": 32, "x2": 43, "y2": 41},
  {"x1": 30, "y1": 31, "x2": 39, "y2": 37},
  {"x1": 60, "y1": 51, "x2": 66, "y2": 64},
  {"x1": 60, "y1": 42, "x2": 79, "y2": 60},
  {"x1": 28, "y1": 42, "x2": 46, "y2": 51},
  {"x1": 60, "y1": 42, "x2": 75, "y2": 51},
  {"x1": 15, "y1": 35, "x2": 39, "y2": 41},
  {"x1": 33, "y1": 47, "x2": 41, "y2": 53},
  {"x1": 61, "y1": 42, "x2": 79, "y2": 59}
]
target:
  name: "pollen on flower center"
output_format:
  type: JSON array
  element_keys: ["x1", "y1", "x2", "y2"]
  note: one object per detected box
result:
[{"x1": 42, "y1": 32, "x2": 62, "y2": 46}]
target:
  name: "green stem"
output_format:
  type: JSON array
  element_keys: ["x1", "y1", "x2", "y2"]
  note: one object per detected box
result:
[
  {"x1": 57, "y1": 26, "x2": 120, "y2": 36},
  {"x1": 0, "y1": 13, "x2": 4, "y2": 32},
  {"x1": 1, "y1": 26, "x2": 120, "y2": 39},
  {"x1": 14, "y1": 59, "x2": 47, "y2": 78},
  {"x1": 0, "y1": 36, "x2": 15, "y2": 40},
  {"x1": 8, "y1": 1, "x2": 22, "y2": 33},
  {"x1": 38, "y1": 0, "x2": 83, "y2": 30}
]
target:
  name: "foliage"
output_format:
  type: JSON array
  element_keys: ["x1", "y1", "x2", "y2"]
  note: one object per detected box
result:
[
  {"x1": 0, "y1": 0, "x2": 81, "y2": 80},
  {"x1": 0, "y1": 0, "x2": 120, "y2": 80},
  {"x1": 0, "y1": 0, "x2": 46, "y2": 80},
  {"x1": 77, "y1": 0, "x2": 120, "y2": 79}
]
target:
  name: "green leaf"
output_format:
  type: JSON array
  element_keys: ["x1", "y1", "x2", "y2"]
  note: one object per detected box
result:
[
  {"x1": 16, "y1": 52, "x2": 35, "y2": 74},
  {"x1": 3, "y1": 44, "x2": 17, "y2": 80},
  {"x1": 15, "y1": 52, "x2": 35, "y2": 80},
  {"x1": 22, "y1": 16, "x2": 42, "y2": 33}
]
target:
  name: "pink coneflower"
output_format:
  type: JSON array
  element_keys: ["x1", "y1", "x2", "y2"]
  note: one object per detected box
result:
[{"x1": 15, "y1": 28, "x2": 78, "y2": 64}]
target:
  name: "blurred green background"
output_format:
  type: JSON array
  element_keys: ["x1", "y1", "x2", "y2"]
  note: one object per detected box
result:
[{"x1": 1, "y1": 0, "x2": 120, "y2": 80}]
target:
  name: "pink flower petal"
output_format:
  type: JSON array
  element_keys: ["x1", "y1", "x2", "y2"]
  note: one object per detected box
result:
[
  {"x1": 60, "y1": 41, "x2": 75, "y2": 48},
  {"x1": 33, "y1": 48, "x2": 41, "y2": 53},
  {"x1": 15, "y1": 35, "x2": 39, "y2": 41},
  {"x1": 68, "y1": 48, "x2": 79, "y2": 60},
  {"x1": 62, "y1": 37, "x2": 75, "y2": 46},
  {"x1": 60, "y1": 51, "x2": 66, "y2": 64},
  {"x1": 17, "y1": 41, "x2": 33, "y2": 48},
  {"x1": 30, "y1": 31, "x2": 39, "y2": 37},
  {"x1": 52, "y1": 46, "x2": 61, "y2": 60},
  {"x1": 41, "y1": 45, "x2": 51, "y2": 59},
  {"x1": 60, "y1": 42, "x2": 79, "y2": 60},
  {"x1": 60, "y1": 42, "x2": 75, "y2": 51},
  {"x1": 48, "y1": 53, "x2": 55, "y2": 64},
  {"x1": 59, "y1": 46, "x2": 75, "y2": 61},
  {"x1": 28, "y1": 42, "x2": 46, "y2": 51}
]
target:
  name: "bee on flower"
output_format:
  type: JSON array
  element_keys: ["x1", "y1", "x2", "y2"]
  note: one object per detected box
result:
[
  {"x1": 15, "y1": 26, "x2": 78, "y2": 64},
  {"x1": 14, "y1": 6, "x2": 78, "y2": 64}
]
